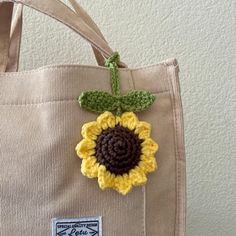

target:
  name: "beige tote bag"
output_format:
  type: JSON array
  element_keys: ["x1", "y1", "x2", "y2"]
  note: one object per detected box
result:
[{"x1": 0, "y1": 0, "x2": 186, "y2": 235}]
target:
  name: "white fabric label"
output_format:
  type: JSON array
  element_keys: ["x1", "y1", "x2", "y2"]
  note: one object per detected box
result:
[{"x1": 52, "y1": 216, "x2": 102, "y2": 236}]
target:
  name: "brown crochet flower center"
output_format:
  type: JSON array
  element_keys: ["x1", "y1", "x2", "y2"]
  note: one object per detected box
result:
[{"x1": 95, "y1": 125, "x2": 143, "y2": 175}]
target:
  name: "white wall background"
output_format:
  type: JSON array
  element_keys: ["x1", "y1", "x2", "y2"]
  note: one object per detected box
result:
[{"x1": 18, "y1": 0, "x2": 235, "y2": 235}]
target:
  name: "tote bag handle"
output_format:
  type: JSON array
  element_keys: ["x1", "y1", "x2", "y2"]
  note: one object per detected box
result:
[
  {"x1": 0, "y1": 2, "x2": 13, "y2": 72},
  {"x1": 6, "y1": 4, "x2": 22, "y2": 72},
  {"x1": 6, "y1": 0, "x2": 117, "y2": 71},
  {"x1": 0, "y1": 0, "x2": 127, "y2": 72}
]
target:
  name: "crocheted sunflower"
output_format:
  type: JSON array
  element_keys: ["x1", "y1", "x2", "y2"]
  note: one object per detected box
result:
[{"x1": 75, "y1": 53, "x2": 158, "y2": 195}]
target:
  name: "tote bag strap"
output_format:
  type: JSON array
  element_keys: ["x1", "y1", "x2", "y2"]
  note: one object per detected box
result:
[
  {"x1": 6, "y1": 0, "x2": 115, "y2": 72},
  {"x1": 0, "y1": 2, "x2": 13, "y2": 72},
  {"x1": 0, "y1": 0, "x2": 127, "y2": 72},
  {"x1": 6, "y1": 3, "x2": 23, "y2": 72},
  {"x1": 68, "y1": 0, "x2": 110, "y2": 67}
]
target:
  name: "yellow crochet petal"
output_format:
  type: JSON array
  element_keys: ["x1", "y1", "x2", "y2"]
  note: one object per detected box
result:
[
  {"x1": 141, "y1": 138, "x2": 158, "y2": 156},
  {"x1": 134, "y1": 121, "x2": 151, "y2": 139},
  {"x1": 139, "y1": 155, "x2": 158, "y2": 173},
  {"x1": 114, "y1": 174, "x2": 132, "y2": 195},
  {"x1": 97, "y1": 165, "x2": 116, "y2": 190},
  {"x1": 97, "y1": 111, "x2": 116, "y2": 130},
  {"x1": 129, "y1": 166, "x2": 147, "y2": 186},
  {"x1": 81, "y1": 121, "x2": 102, "y2": 140},
  {"x1": 75, "y1": 139, "x2": 96, "y2": 159},
  {"x1": 81, "y1": 156, "x2": 100, "y2": 178},
  {"x1": 120, "y1": 112, "x2": 139, "y2": 130},
  {"x1": 115, "y1": 116, "x2": 121, "y2": 125}
]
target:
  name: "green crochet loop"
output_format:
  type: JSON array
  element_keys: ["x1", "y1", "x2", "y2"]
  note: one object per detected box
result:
[
  {"x1": 105, "y1": 52, "x2": 121, "y2": 96},
  {"x1": 77, "y1": 52, "x2": 156, "y2": 115}
]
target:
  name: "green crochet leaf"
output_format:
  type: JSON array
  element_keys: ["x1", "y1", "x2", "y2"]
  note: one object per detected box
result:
[
  {"x1": 120, "y1": 90, "x2": 156, "y2": 112},
  {"x1": 78, "y1": 91, "x2": 119, "y2": 113}
]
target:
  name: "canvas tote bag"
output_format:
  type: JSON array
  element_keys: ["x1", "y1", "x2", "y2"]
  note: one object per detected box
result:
[{"x1": 0, "y1": 0, "x2": 186, "y2": 235}]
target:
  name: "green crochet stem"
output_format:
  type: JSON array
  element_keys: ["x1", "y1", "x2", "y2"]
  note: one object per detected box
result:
[
  {"x1": 105, "y1": 52, "x2": 122, "y2": 115},
  {"x1": 78, "y1": 52, "x2": 156, "y2": 116},
  {"x1": 105, "y1": 52, "x2": 121, "y2": 96}
]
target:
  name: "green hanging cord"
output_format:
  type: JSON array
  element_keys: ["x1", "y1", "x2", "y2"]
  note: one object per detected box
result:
[
  {"x1": 105, "y1": 52, "x2": 122, "y2": 116},
  {"x1": 105, "y1": 52, "x2": 121, "y2": 96}
]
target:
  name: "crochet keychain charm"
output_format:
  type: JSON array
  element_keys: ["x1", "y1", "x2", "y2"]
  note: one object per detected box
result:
[{"x1": 75, "y1": 53, "x2": 158, "y2": 195}]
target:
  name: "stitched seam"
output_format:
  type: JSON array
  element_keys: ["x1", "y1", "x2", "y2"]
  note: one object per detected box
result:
[
  {"x1": 0, "y1": 99, "x2": 77, "y2": 106},
  {"x1": 166, "y1": 65, "x2": 178, "y2": 236},
  {"x1": 130, "y1": 60, "x2": 177, "y2": 72},
  {"x1": 167, "y1": 65, "x2": 185, "y2": 236},
  {"x1": 0, "y1": 61, "x2": 175, "y2": 77},
  {"x1": 0, "y1": 91, "x2": 170, "y2": 106},
  {"x1": 173, "y1": 71, "x2": 181, "y2": 236},
  {"x1": 142, "y1": 186, "x2": 146, "y2": 236},
  {"x1": 171, "y1": 65, "x2": 186, "y2": 235},
  {"x1": 129, "y1": 69, "x2": 145, "y2": 236},
  {"x1": 129, "y1": 69, "x2": 135, "y2": 90},
  {"x1": 0, "y1": 65, "x2": 113, "y2": 77}
]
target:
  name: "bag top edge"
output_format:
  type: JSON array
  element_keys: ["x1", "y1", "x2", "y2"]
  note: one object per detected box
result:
[{"x1": 0, "y1": 58, "x2": 178, "y2": 77}]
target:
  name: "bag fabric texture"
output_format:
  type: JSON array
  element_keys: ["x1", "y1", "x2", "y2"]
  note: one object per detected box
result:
[{"x1": 0, "y1": 0, "x2": 186, "y2": 235}]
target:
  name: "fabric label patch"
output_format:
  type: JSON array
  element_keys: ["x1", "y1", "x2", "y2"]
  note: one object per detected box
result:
[{"x1": 52, "y1": 216, "x2": 102, "y2": 236}]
